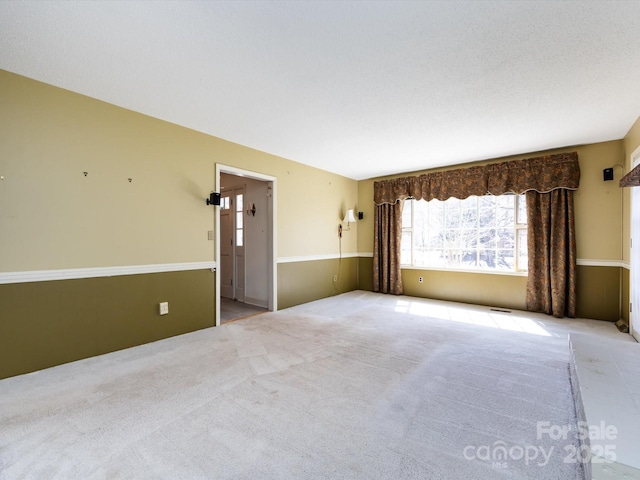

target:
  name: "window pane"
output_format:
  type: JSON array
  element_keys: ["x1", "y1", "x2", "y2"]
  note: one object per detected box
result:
[
  {"x1": 429, "y1": 229, "x2": 444, "y2": 249},
  {"x1": 445, "y1": 229, "x2": 459, "y2": 249},
  {"x1": 236, "y1": 229, "x2": 243, "y2": 247},
  {"x1": 414, "y1": 224, "x2": 428, "y2": 251},
  {"x1": 236, "y1": 211, "x2": 243, "y2": 228},
  {"x1": 461, "y1": 250, "x2": 477, "y2": 268},
  {"x1": 460, "y1": 229, "x2": 477, "y2": 249},
  {"x1": 402, "y1": 200, "x2": 413, "y2": 227},
  {"x1": 429, "y1": 201, "x2": 444, "y2": 250},
  {"x1": 415, "y1": 244, "x2": 430, "y2": 266},
  {"x1": 236, "y1": 194, "x2": 243, "y2": 212},
  {"x1": 517, "y1": 194, "x2": 527, "y2": 224},
  {"x1": 401, "y1": 232, "x2": 412, "y2": 265},
  {"x1": 496, "y1": 228, "x2": 514, "y2": 248},
  {"x1": 426, "y1": 249, "x2": 445, "y2": 267},
  {"x1": 478, "y1": 195, "x2": 495, "y2": 209},
  {"x1": 478, "y1": 208, "x2": 494, "y2": 228},
  {"x1": 478, "y1": 228, "x2": 496, "y2": 249},
  {"x1": 443, "y1": 249, "x2": 462, "y2": 268},
  {"x1": 496, "y1": 249, "x2": 515, "y2": 270},
  {"x1": 479, "y1": 249, "x2": 496, "y2": 269},
  {"x1": 401, "y1": 194, "x2": 525, "y2": 273},
  {"x1": 496, "y1": 195, "x2": 514, "y2": 227},
  {"x1": 429, "y1": 199, "x2": 444, "y2": 227},
  {"x1": 461, "y1": 206, "x2": 477, "y2": 228},
  {"x1": 414, "y1": 201, "x2": 428, "y2": 232},
  {"x1": 445, "y1": 208, "x2": 461, "y2": 228},
  {"x1": 517, "y1": 229, "x2": 528, "y2": 271}
]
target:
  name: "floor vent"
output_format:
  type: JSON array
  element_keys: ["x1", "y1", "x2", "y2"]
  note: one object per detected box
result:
[{"x1": 490, "y1": 308, "x2": 512, "y2": 313}]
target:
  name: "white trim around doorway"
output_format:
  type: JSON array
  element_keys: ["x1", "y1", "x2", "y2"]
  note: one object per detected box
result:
[{"x1": 215, "y1": 164, "x2": 277, "y2": 327}]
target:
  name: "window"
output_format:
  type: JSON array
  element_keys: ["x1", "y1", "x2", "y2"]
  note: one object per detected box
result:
[
  {"x1": 235, "y1": 193, "x2": 244, "y2": 247},
  {"x1": 401, "y1": 194, "x2": 527, "y2": 272}
]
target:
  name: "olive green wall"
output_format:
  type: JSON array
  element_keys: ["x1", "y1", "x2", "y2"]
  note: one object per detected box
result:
[
  {"x1": 357, "y1": 141, "x2": 627, "y2": 321},
  {"x1": 402, "y1": 268, "x2": 527, "y2": 311},
  {"x1": 0, "y1": 69, "x2": 359, "y2": 379},
  {"x1": 278, "y1": 258, "x2": 358, "y2": 309},
  {"x1": 576, "y1": 266, "x2": 621, "y2": 322},
  {"x1": 357, "y1": 257, "x2": 374, "y2": 292},
  {"x1": 0, "y1": 270, "x2": 215, "y2": 379},
  {"x1": 358, "y1": 260, "x2": 622, "y2": 321}
]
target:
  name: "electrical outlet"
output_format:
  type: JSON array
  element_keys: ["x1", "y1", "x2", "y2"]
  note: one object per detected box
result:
[
  {"x1": 418, "y1": 276, "x2": 423, "y2": 283},
  {"x1": 159, "y1": 302, "x2": 169, "y2": 315},
  {"x1": 333, "y1": 275, "x2": 338, "y2": 282}
]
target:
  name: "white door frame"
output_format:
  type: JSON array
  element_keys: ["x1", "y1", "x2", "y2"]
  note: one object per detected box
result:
[
  {"x1": 215, "y1": 164, "x2": 277, "y2": 326},
  {"x1": 630, "y1": 146, "x2": 640, "y2": 341}
]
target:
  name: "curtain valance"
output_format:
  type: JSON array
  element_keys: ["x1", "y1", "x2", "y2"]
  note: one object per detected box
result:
[
  {"x1": 374, "y1": 152, "x2": 580, "y2": 205},
  {"x1": 619, "y1": 162, "x2": 640, "y2": 187}
]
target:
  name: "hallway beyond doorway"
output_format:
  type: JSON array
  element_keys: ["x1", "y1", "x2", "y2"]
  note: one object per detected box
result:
[{"x1": 220, "y1": 297, "x2": 267, "y2": 324}]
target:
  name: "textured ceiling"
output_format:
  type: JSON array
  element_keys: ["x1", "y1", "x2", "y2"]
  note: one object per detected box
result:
[{"x1": 2, "y1": 1, "x2": 640, "y2": 180}]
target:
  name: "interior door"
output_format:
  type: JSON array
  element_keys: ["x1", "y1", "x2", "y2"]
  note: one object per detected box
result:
[{"x1": 220, "y1": 193, "x2": 233, "y2": 299}]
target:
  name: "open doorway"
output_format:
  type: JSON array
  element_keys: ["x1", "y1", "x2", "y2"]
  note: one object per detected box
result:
[
  {"x1": 215, "y1": 165, "x2": 277, "y2": 326},
  {"x1": 630, "y1": 146, "x2": 640, "y2": 341}
]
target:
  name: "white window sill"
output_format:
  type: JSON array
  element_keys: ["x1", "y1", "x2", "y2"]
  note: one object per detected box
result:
[{"x1": 400, "y1": 265, "x2": 528, "y2": 277}]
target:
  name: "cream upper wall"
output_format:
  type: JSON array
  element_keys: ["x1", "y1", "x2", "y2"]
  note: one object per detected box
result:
[
  {"x1": 0, "y1": 70, "x2": 357, "y2": 272},
  {"x1": 358, "y1": 140, "x2": 625, "y2": 262}
]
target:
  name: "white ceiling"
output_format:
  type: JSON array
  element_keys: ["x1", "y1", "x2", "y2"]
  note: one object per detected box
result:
[{"x1": 2, "y1": 1, "x2": 640, "y2": 180}]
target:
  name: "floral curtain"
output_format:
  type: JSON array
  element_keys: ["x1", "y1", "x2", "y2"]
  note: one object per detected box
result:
[
  {"x1": 372, "y1": 152, "x2": 580, "y2": 317},
  {"x1": 373, "y1": 200, "x2": 404, "y2": 295},
  {"x1": 526, "y1": 189, "x2": 577, "y2": 318}
]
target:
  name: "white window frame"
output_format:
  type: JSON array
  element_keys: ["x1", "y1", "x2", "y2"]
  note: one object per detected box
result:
[{"x1": 401, "y1": 194, "x2": 528, "y2": 276}]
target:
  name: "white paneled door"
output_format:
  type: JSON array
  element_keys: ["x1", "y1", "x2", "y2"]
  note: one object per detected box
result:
[{"x1": 220, "y1": 188, "x2": 245, "y2": 301}]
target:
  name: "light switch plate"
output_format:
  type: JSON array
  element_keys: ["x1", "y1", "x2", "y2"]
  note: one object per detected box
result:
[
  {"x1": 159, "y1": 302, "x2": 169, "y2": 315},
  {"x1": 207, "y1": 230, "x2": 214, "y2": 240}
]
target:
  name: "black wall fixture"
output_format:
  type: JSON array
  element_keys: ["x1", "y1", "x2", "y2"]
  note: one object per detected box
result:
[
  {"x1": 603, "y1": 168, "x2": 614, "y2": 181},
  {"x1": 206, "y1": 192, "x2": 221, "y2": 206}
]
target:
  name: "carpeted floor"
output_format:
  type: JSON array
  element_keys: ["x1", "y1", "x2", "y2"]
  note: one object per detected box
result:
[{"x1": 0, "y1": 291, "x2": 625, "y2": 479}]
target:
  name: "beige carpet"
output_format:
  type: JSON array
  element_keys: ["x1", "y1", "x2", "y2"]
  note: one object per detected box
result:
[{"x1": 0, "y1": 291, "x2": 624, "y2": 479}]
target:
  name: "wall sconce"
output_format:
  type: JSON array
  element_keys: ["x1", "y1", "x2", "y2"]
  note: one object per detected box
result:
[{"x1": 342, "y1": 209, "x2": 357, "y2": 231}]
